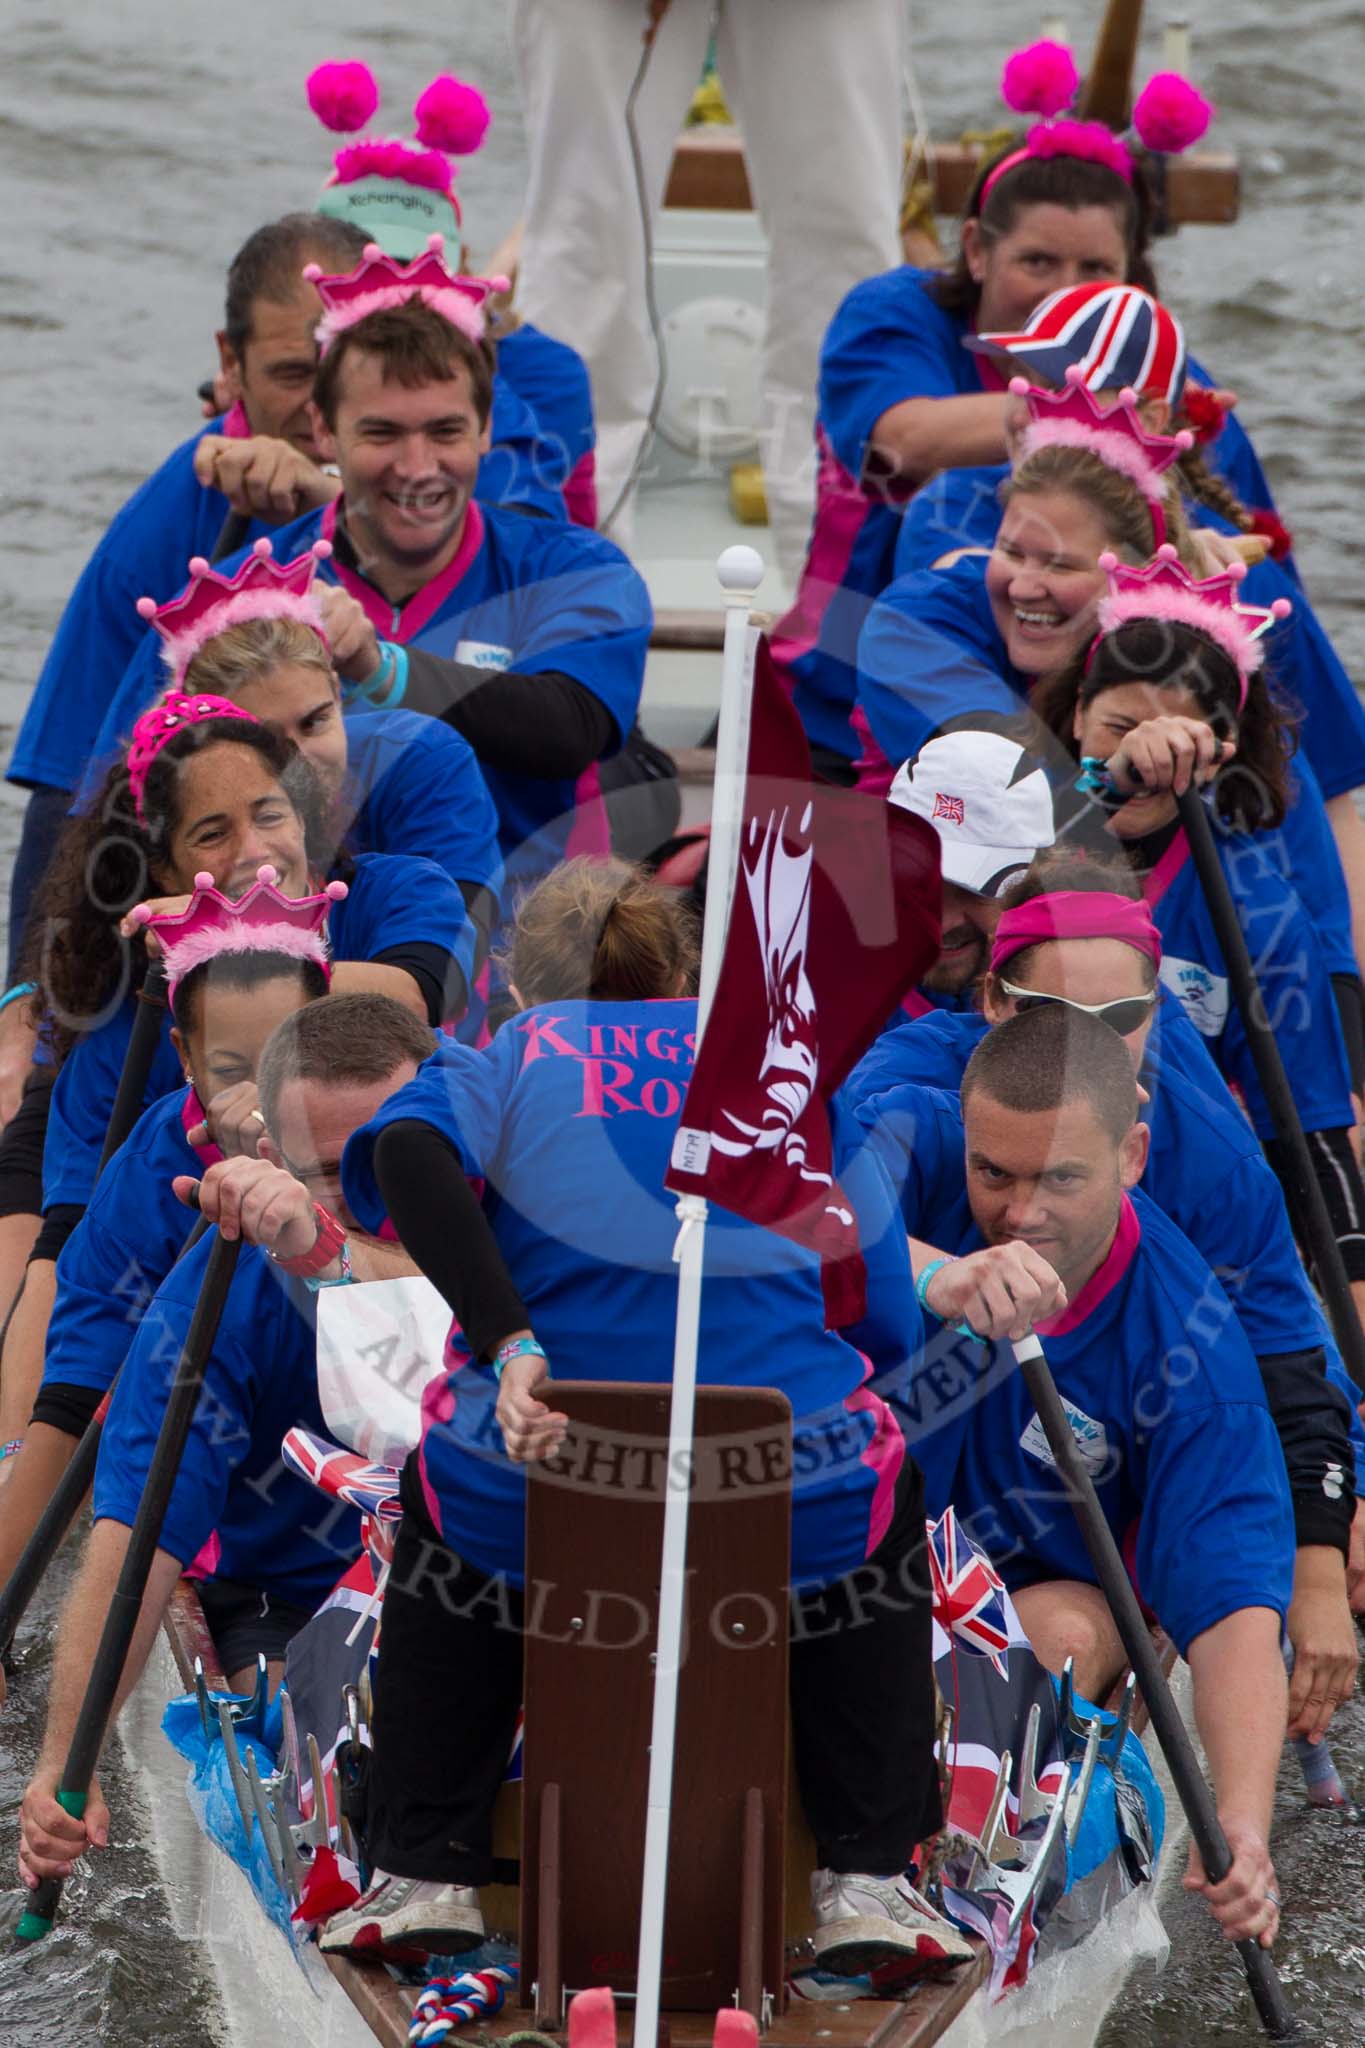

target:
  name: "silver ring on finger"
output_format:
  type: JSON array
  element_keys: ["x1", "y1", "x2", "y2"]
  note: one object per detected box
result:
[{"x1": 1265, "y1": 1889, "x2": 1281, "y2": 1908}]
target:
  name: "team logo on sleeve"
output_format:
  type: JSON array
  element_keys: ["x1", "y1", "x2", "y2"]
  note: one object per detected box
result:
[
  {"x1": 454, "y1": 639, "x2": 513, "y2": 671},
  {"x1": 1158, "y1": 955, "x2": 1229, "y2": 1036},
  {"x1": 932, "y1": 791, "x2": 966, "y2": 827}
]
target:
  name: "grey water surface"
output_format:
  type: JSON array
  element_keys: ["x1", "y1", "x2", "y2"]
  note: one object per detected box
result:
[{"x1": 0, "y1": 1, "x2": 1363, "y2": 2041}]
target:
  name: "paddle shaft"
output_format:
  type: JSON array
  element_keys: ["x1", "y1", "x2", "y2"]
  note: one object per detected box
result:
[
  {"x1": 209, "y1": 508, "x2": 252, "y2": 565},
  {"x1": 0, "y1": 1210, "x2": 210, "y2": 1662},
  {"x1": 1175, "y1": 786, "x2": 1365, "y2": 1387},
  {"x1": 16, "y1": 1226, "x2": 241, "y2": 1942},
  {"x1": 97, "y1": 960, "x2": 169, "y2": 1176},
  {"x1": 1014, "y1": 1335, "x2": 1295, "y2": 2038}
]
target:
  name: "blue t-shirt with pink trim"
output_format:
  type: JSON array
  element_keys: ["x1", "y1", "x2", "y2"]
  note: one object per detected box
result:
[
  {"x1": 94, "y1": 500, "x2": 651, "y2": 877},
  {"x1": 495, "y1": 322, "x2": 597, "y2": 528},
  {"x1": 866, "y1": 1089, "x2": 1292, "y2": 1654},
  {"x1": 92, "y1": 1231, "x2": 358, "y2": 1609},
  {"x1": 773, "y1": 264, "x2": 1286, "y2": 765},
  {"x1": 341, "y1": 1001, "x2": 921, "y2": 1589}
]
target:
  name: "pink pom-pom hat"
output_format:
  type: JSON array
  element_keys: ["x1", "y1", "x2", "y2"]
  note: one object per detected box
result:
[
  {"x1": 309, "y1": 63, "x2": 491, "y2": 262},
  {"x1": 125, "y1": 692, "x2": 260, "y2": 825},
  {"x1": 1000, "y1": 39, "x2": 1080, "y2": 119},
  {"x1": 138, "y1": 864, "x2": 347, "y2": 1000},
  {"x1": 1092, "y1": 545, "x2": 1292, "y2": 706},
  {"x1": 304, "y1": 237, "x2": 509, "y2": 353},
  {"x1": 136, "y1": 538, "x2": 333, "y2": 685}
]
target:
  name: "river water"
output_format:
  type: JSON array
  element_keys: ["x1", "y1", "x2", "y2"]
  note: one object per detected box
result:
[{"x1": 0, "y1": 2, "x2": 1363, "y2": 2042}]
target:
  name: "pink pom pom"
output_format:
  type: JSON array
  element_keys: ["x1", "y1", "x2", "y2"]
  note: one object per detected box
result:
[
  {"x1": 1227, "y1": 559, "x2": 1248, "y2": 584},
  {"x1": 1063, "y1": 364, "x2": 1086, "y2": 388},
  {"x1": 1133, "y1": 73, "x2": 1213, "y2": 155},
  {"x1": 188, "y1": 557, "x2": 209, "y2": 577},
  {"x1": 1030, "y1": 119, "x2": 1134, "y2": 184},
  {"x1": 311, "y1": 539, "x2": 334, "y2": 562},
  {"x1": 1008, "y1": 376, "x2": 1031, "y2": 397},
  {"x1": 1270, "y1": 597, "x2": 1293, "y2": 621},
  {"x1": 413, "y1": 75, "x2": 490, "y2": 155},
  {"x1": 1098, "y1": 551, "x2": 1120, "y2": 573},
  {"x1": 325, "y1": 879, "x2": 349, "y2": 902},
  {"x1": 136, "y1": 596, "x2": 157, "y2": 620},
  {"x1": 307, "y1": 60, "x2": 380, "y2": 136},
  {"x1": 129, "y1": 904, "x2": 153, "y2": 928},
  {"x1": 251, "y1": 536, "x2": 274, "y2": 559},
  {"x1": 256, "y1": 864, "x2": 279, "y2": 887},
  {"x1": 1155, "y1": 544, "x2": 1180, "y2": 564},
  {"x1": 1001, "y1": 38, "x2": 1080, "y2": 119},
  {"x1": 1173, "y1": 430, "x2": 1195, "y2": 453},
  {"x1": 194, "y1": 871, "x2": 216, "y2": 891},
  {"x1": 302, "y1": 262, "x2": 323, "y2": 284}
]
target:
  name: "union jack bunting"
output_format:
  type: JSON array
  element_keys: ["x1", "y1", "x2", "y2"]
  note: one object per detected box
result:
[
  {"x1": 928, "y1": 1506, "x2": 1011, "y2": 1678},
  {"x1": 282, "y1": 1426, "x2": 404, "y2": 1522}
]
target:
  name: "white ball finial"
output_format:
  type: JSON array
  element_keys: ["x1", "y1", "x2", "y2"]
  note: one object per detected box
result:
[{"x1": 716, "y1": 544, "x2": 765, "y2": 594}]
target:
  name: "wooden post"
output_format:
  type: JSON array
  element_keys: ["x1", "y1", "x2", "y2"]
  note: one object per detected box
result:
[{"x1": 1077, "y1": 0, "x2": 1144, "y2": 128}]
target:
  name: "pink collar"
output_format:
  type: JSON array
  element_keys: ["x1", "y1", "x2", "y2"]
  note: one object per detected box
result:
[
  {"x1": 320, "y1": 498, "x2": 485, "y2": 642},
  {"x1": 181, "y1": 1087, "x2": 224, "y2": 1167},
  {"x1": 219, "y1": 401, "x2": 251, "y2": 441},
  {"x1": 1035, "y1": 1192, "x2": 1140, "y2": 1336},
  {"x1": 1141, "y1": 831, "x2": 1190, "y2": 911}
]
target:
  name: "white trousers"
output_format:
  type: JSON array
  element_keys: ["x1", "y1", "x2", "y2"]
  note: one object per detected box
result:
[{"x1": 509, "y1": 0, "x2": 904, "y2": 571}]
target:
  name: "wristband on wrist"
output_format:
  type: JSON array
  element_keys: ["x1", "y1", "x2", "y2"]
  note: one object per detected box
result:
[
  {"x1": 0, "y1": 1437, "x2": 23, "y2": 1464},
  {"x1": 492, "y1": 1335, "x2": 548, "y2": 1380},
  {"x1": 305, "y1": 1237, "x2": 354, "y2": 1291},
  {"x1": 0, "y1": 981, "x2": 36, "y2": 1017},
  {"x1": 349, "y1": 642, "x2": 408, "y2": 711},
  {"x1": 915, "y1": 1255, "x2": 978, "y2": 1339},
  {"x1": 268, "y1": 1201, "x2": 348, "y2": 1279}
]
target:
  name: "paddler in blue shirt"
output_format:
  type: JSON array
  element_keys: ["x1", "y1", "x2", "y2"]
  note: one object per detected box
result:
[
  {"x1": 95, "y1": 246, "x2": 652, "y2": 884},
  {"x1": 886, "y1": 1001, "x2": 1295, "y2": 1953},
  {"x1": 14, "y1": 993, "x2": 432, "y2": 1889}
]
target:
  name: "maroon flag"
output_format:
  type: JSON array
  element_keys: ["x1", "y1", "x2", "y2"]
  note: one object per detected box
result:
[{"x1": 665, "y1": 637, "x2": 941, "y2": 1325}]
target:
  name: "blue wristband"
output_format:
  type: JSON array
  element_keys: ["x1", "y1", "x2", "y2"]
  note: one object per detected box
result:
[
  {"x1": 492, "y1": 1335, "x2": 548, "y2": 1380},
  {"x1": 0, "y1": 981, "x2": 36, "y2": 1017},
  {"x1": 349, "y1": 642, "x2": 408, "y2": 711},
  {"x1": 915, "y1": 1256, "x2": 979, "y2": 1339}
]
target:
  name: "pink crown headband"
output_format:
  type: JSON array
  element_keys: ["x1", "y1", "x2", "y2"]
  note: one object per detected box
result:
[
  {"x1": 134, "y1": 864, "x2": 347, "y2": 1001},
  {"x1": 991, "y1": 890, "x2": 1162, "y2": 974},
  {"x1": 307, "y1": 62, "x2": 491, "y2": 215},
  {"x1": 137, "y1": 539, "x2": 333, "y2": 684},
  {"x1": 980, "y1": 38, "x2": 1215, "y2": 207},
  {"x1": 304, "y1": 236, "x2": 509, "y2": 353},
  {"x1": 1092, "y1": 545, "x2": 1293, "y2": 706},
  {"x1": 126, "y1": 692, "x2": 259, "y2": 825},
  {"x1": 1012, "y1": 367, "x2": 1192, "y2": 545}
]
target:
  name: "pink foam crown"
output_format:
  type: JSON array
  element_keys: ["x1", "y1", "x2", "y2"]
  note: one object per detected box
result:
[
  {"x1": 135, "y1": 864, "x2": 347, "y2": 999},
  {"x1": 1096, "y1": 544, "x2": 1293, "y2": 686},
  {"x1": 126, "y1": 691, "x2": 259, "y2": 824},
  {"x1": 1013, "y1": 366, "x2": 1192, "y2": 507},
  {"x1": 304, "y1": 236, "x2": 509, "y2": 353},
  {"x1": 137, "y1": 538, "x2": 333, "y2": 683}
]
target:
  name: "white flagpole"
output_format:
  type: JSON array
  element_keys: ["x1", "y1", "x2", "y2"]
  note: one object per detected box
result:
[{"x1": 633, "y1": 545, "x2": 765, "y2": 2048}]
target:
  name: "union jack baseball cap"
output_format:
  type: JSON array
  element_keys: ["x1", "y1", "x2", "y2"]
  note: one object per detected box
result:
[
  {"x1": 889, "y1": 729, "x2": 1055, "y2": 897},
  {"x1": 967, "y1": 282, "x2": 1187, "y2": 406}
]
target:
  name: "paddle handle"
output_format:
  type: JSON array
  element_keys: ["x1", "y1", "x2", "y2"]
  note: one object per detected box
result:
[
  {"x1": 1013, "y1": 1336, "x2": 1296, "y2": 2039},
  {"x1": 1175, "y1": 786, "x2": 1365, "y2": 1388},
  {"x1": 15, "y1": 1228, "x2": 241, "y2": 1943},
  {"x1": 0, "y1": 1409, "x2": 105, "y2": 1663},
  {"x1": 96, "y1": 960, "x2": 169, "y2": 1177}
]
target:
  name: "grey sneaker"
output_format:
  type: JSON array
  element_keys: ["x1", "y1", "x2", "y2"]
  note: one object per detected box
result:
[
  {"x1": 810, "y1": 1868, "x2": 974, "y2": 1974},
  {"x1": 318, "y1": 1871, "x2": 484, "y2": 1957}
]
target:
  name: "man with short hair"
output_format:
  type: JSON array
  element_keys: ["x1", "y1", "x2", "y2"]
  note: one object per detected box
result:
[
  {"x1": 865, "y1": 1001, "x2": 1294, "y2": 1950},
  {"x1": 98, "y1": 285, "x2": 652, "y2": 878},
  {"x1": 14, "y1": 993, "x2": 432, "y2": 1890}
]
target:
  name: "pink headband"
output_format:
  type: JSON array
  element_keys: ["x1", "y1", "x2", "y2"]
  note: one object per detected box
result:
[
  {"x1": 126, "y1": 692, "x2": 259, "y2": 825},
  {"x1": 981, "y1": 120, "x2": 1135, "y2": 207},
  {"x1": 991, "y1": 891, "x2": 1162, "y2": 975}
]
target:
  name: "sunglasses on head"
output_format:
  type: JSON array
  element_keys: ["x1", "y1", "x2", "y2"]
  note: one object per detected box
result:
[{"x1": 998, "y1": 980, "x2": 1158, "y2": 1037}]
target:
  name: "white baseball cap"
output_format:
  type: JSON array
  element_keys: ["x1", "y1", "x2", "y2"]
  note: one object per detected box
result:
[{"x1": 889, "y1": 730, "x2": 1055, "y2": 897}]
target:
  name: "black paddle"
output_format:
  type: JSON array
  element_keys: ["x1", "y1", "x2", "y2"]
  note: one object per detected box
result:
[
  {"x1": 1175, "y1": 785, "x2": 1365, "y2": 1387},
  {"x1": 97, "y1": 958, "x2": 169, "y2": 1176},
  {"x1": 14, "y1": 1213, "x2": 240, "y2": 1944},
  {"x1": 0, "y1": 1213, "x2": 210, "y2": 1665},
  {"x1": 1013, "y1": 1331, "x2": 1297, "y2": 2039},
  {"x1": 209, "y1": 508, "x2": 252, "y2": 566}
]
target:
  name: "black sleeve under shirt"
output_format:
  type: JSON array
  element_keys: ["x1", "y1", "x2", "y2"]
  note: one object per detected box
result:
[
  {"x1": 401, "y1": 651, "x2": 616, "y2": 779},
  {"x1": 372, "y1": 1120, "x2": 530, "y2": 1362}
]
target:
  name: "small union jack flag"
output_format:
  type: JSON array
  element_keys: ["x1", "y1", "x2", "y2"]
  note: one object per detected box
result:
[
  {"x1": 928, "y1": 1506, "x2": 1010, "y2": 1677},
  {"x1": 282, "y1": 1427, "x2": 404, "y2": 1523},
  {"x1": 932, "y1": 791, "x2": 966, "y2": 826}
]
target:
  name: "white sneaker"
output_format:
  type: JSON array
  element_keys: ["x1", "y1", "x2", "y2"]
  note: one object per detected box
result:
[
  {"x1": 318, "y1": 1871, "x2": 484, "y2": 1957},
  {"x1": 810, "y1": 1868, "x2": 974, "y2": 1975}
]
